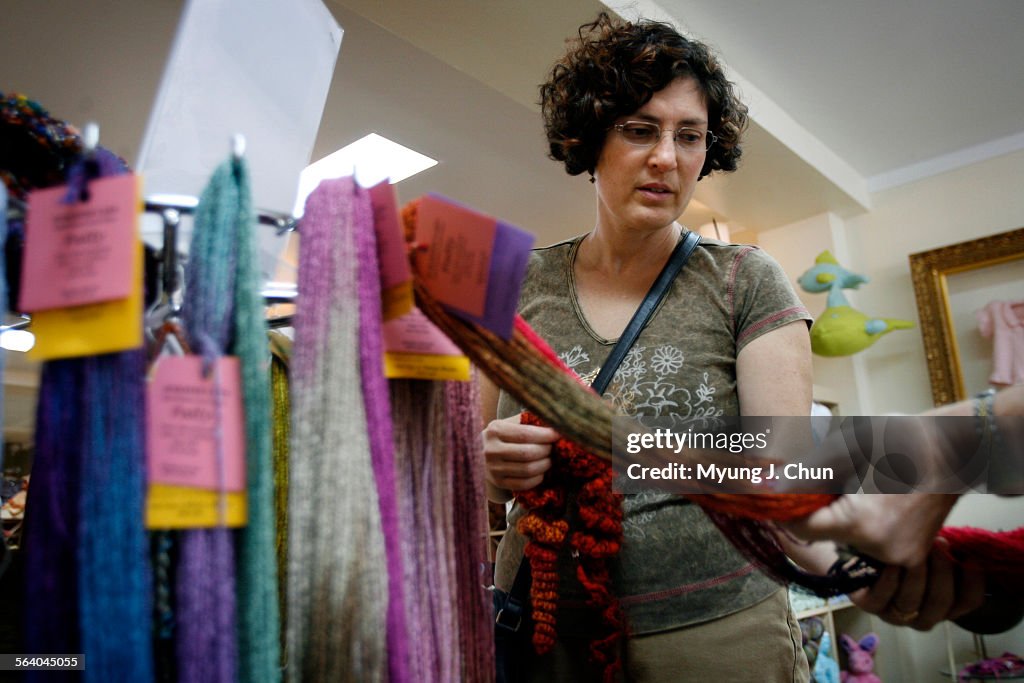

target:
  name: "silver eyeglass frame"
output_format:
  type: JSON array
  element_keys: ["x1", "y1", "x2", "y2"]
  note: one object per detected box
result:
[{"x1": 610, "y1": 120, "x2": 718, "y2": 152}]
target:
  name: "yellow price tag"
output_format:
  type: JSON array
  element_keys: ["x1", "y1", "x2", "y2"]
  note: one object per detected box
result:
[
  {"x1": 145, "y1": 484, "x2": 247, "y2": 529},
  {"x1": 383, "y1": 351, "x2": 471, "y2": 381}
]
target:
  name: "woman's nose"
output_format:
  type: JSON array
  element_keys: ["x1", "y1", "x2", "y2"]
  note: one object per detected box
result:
[{"x1": 648, "y1": 132, "x2": 678, "y2": 170}]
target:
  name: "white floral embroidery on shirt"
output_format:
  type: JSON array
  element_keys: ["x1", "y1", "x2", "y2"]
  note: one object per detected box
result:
[
  {"x1": 559, "y1": 345, "x2": 591, "y2": 371},
  {"x1": 694, "y1": 371, "x2": 716, "y2": 405},
  {"x1": 558, "y1": 343, "x2": 724, "y2": 427},
  {"x1": 617, "y1": 347, "x2": 724, "y2": 428},
  {"x1": 617, "y1": 346, "x2": 648, "y2": 380},
  {"x1": 683, "y1": 372, "x2": 724, "y2": 426},
  {"x1": 650, "y1": 345, "x2": 684, "y2": 375}
]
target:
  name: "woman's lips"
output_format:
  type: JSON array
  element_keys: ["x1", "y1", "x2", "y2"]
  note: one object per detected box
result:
[{"x1": 637, "y1": 184, "x2": 674, "y2": 200}]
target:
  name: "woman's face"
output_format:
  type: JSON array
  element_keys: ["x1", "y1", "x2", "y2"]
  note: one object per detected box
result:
[{"x1": 593, "y1": 76, "x2": 709, "y2": 235}]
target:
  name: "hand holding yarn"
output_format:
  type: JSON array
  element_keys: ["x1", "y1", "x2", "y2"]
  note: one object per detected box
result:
[
  {"x1": 782, "y1": 494, "x2": 958, "y2": 568},
  {"x1": 482, "y1": 414, "x2": 558, "y2": 494},
  {"x1": 847, "y1": 539, "x2": 985, "y2": 631}
]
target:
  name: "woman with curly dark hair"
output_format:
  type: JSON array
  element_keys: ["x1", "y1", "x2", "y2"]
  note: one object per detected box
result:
[{"x1": 481, "y1": 12, "x2": 815, "y2": 681}]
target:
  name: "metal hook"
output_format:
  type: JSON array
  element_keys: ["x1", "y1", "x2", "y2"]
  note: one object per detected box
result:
[
  {"x1": 82, "y1": 121, "x2": 100, "y2": 156},
  {"x1": 231, "y1": 133, "x2": 246, "y2": 160},
  {"x1": 160, "y1": 208, "x2": 182, "y2": 315}
]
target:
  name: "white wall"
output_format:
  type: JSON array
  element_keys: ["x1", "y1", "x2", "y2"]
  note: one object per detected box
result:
[
  {"x1": 758, "y1": 212, "x2": 869, "y2": 415},
  {"x1": 759, "y1": 147, "x2": 1024, "y2": 416},
  {"x1": 843, "y1": 148, "x2": 1024, "y2": 415}
]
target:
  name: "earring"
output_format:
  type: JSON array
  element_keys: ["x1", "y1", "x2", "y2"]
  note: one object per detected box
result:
[{"x1": 588, "y1": 174, "x2": 595, "y2": 184}]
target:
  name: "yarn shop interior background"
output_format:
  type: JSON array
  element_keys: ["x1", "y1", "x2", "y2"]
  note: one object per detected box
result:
[{"x1": 2, "y1": 0, "x2": 1024, "y2": 681}]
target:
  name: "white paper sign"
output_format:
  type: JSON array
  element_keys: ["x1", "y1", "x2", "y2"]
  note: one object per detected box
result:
[{"x1": 136, "y1": 0, "x2": 342, "y2": 279}]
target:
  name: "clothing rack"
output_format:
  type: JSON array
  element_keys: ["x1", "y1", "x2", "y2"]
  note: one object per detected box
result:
[
  {"x1": 0, "y1": 194, "x2": 298, "y2": 334},
  {"x1": 143, "y1": 194, "x2": 298, "y2": 320},
  {"x1": 2, "y1": 126, "x2": 299, "y2": 323},
  {"x1": 5, "y1": 194, "x2": 26, "y2": 217},
  {"x1": 2, "y1": 196, "x2": 28, "y2": 335}
]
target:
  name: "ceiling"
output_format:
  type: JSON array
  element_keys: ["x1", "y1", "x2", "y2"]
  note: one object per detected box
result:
[
  {"x1": 652, "y1": 0, "x2": 1024, "y2": 184},
  {"x1": 311, "y1": 0, "x2": 1024, "y2": 239},
  {"x1": 3, "y1": 0, "x2": 1024, "y2": 439},
  {"x1": 6, "y1": 0, "x2": 1022, "y2": 241}
]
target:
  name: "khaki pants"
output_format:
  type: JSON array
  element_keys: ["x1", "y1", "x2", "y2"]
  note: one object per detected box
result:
[{"x1": 523, "y1": 588, "x2": 810, "y2": 682}]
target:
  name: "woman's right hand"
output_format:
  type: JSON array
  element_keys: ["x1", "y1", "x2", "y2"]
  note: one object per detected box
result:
[{"x1": 482, "y1": 414, "x2": 560, "y2": 498}]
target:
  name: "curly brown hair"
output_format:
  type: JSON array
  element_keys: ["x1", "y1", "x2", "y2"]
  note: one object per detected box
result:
[{"x1": 540, "y1": 12, "x2": 748, "y2": 180}]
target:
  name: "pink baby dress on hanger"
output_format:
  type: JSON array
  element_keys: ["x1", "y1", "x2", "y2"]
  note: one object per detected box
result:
[{"x1": 977, "y1": 299, "x2": 1024, "y2": 386}]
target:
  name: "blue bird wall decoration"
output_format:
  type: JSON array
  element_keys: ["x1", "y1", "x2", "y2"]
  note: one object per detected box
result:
[{"x1": 797, "y1": 251, "x2": 914, "y2": 357}]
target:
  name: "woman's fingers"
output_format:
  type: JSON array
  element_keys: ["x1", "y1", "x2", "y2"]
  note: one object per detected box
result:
[
  {"x1": 483, "y1": 414, "x2": 560, "y2": 446},
  {"x1": 913, "y1": 550, "x2": 955, "y2": 629},
  {"x1": 482, "y1": 414, "x2": 560, "y2": 491},
  {"x1": 852, "y1": 544, "x2": 987, "y2": 631},
  {"x1": 782, "y1": 494, "x2": 956, "y2": 568},
  {"x1": 948, "y1": 555, "x2": 986, "y2": 621}
]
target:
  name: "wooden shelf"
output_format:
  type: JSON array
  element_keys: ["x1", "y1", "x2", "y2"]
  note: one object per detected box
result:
[
  {"x1": 794, "y1": 597, "x2": 854, "y2": 620},
  {"x1": 791, "y1": 590, "x2": 871, "y2": 675}
]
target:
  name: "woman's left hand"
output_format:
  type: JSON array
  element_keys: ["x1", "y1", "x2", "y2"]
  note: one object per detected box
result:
[{"x1": 848, "y1": 538, "x2": 986, "y2": 630}]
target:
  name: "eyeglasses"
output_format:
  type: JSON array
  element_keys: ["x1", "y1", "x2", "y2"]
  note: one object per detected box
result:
[{"x1": 610, "y1": 120, "x2": 717, "y2": 153}]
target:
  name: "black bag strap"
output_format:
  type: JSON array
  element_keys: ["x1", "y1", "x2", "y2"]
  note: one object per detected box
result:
[
  {"x1": 498, "y1": 229, "x2": 701, "y2": 632},
  {"x1": 494, "y1": 557, "x2": 532, "y2": 633}
]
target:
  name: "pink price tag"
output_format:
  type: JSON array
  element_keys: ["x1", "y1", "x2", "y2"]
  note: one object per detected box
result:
[
  {"x1": 412, "y1": 193, "x2": 534, "y2": 339},
  {"x1": 146, "y1": 356, "x2": 246, "y2": 492},
  {"x1": 383, "y1": 307, "x2": 464, "y2": 356},
  {"x1": 368, "y1": 180, "x2": 411, "y2": 291},
  {"x1": 414, "y1": 194, "x2": 496, "y2": 317},
  {"x1": 19, "y1": 173, "x2": 138, "y2": 311}
]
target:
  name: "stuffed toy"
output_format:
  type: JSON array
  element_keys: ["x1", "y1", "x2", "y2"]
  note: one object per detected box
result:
[
  {"x1": 798, "y1": 251, "x2": 913, "y2": 357},
  {"x1": 800, "y1": 617, "x2": 824, "y2": 665},
  {"x1": 813, "y1": 631, "x2": 841, "y2": 683},
  {"x1": 839, "y1": 633, "x2": 881, "y2": 683}
]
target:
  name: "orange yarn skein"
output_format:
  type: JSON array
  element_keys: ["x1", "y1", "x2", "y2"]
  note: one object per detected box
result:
[{"x1": 516, "y1": 411, "x2": 625, "y2": 682}]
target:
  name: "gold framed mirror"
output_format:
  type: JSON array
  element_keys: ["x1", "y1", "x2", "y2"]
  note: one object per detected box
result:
[{"x1": 909, "y1": 227, "x2": 1024, "y2": 406}]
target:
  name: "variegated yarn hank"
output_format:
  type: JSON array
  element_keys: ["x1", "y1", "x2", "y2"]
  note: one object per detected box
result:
[{"x1": 286, "y1": 177, "x2": 388, "y2": 681}]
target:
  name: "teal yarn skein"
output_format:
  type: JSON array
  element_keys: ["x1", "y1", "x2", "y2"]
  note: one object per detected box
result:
[{"x1": 229, "y1": 156, "x2": 282, "y2": 683}]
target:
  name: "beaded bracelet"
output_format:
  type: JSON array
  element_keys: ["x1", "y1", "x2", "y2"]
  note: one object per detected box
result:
[
  {"x1": 973, "y1": 388, "x2": 1005, "y2": 492},
  {"x1": 974, "y1": 387, "x2": 997, "y2": 417},
  {"x1": 974, "y1": 387, "x2": 996, "y2": 440}
]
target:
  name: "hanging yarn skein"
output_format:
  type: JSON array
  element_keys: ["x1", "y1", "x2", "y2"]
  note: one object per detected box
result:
[
  {"x1": 353, "y1": 193, "x2": 415, "y2": 683},
  {"x1": 178, "y1": 156, "x2": 243, "y2": 683},
  {"x1": 516, "y1": 409, "x2": 625, "y2": 680},
  {"x1": 177, "y1": 152, "x2": 283, "y2": 683},
  {"x1": 388, "y1": 375, "x2": 493, "y2": 682},
  {"x1": 24, "y1": 358, "x2": 85, "y2": 666},
  {"x1": 386, "y1": 205, "x2": 494, "y2": 680},
  {"x1": 268, "y1": 332, "x2": 291, "y2": 666},
  {"x1": 229, "y1": 155, "x2": 282, "y2": 683},
  {"x1": 389, "y1": 380, "x2": 459, "y2": 681},
  {"x1": 445, "y1": 374, "x2": 497, "y2": 682},
  {"x1": 287, "y1": 176, "x2": 388, "y2": 681},
  {"x1": 23, "y1": 149, "x2": 154, "y2": 683}
]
